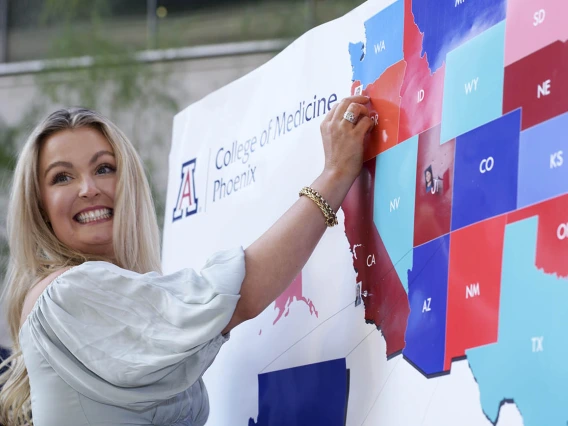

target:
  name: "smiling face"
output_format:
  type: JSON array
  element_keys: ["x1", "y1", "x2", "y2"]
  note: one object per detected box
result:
[
  {"x1": 425, "y1": 169, "x2": 432, "y2": 184},
  {"x1": 38, "y1": 127, "x2": 117, "y2": 258}
]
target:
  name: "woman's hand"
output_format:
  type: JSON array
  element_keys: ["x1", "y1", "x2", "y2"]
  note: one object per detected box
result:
[{"x1": 320, "y1": 95, "x2": 374, "y2": 184}]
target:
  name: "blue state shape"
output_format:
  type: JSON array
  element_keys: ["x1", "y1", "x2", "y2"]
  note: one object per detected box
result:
[
  {"x1": 466, "y1": 217, "x2": 568, "y2": 426},
  {"x1": 412, "y1": 0, "x2": 506, "y2": 72},
  {"x1": 374, "y1": 135, "x2": 418, "y2": 293},
  {"x1": 349, "y1": 0, "x2": 404, "y2": 88},
  {"x1": 518, "y1": 112, "x2": 568, "y2": 209},
  {"x1": 451, "y1": 109, "x2": 520, "y2": 231},
  {"x1": 249, "y1": 358, "x2": 348, "y2": 426},
  {"x1": 403, "y1": 234, "x2": 450, "y2": 376},
  {"x1": 440, "y1": 20, "x2": 506, "y2": 144}
]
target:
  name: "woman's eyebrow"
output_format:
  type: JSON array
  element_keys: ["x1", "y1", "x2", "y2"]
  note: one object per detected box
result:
[
  {"x1": 43, "y1": 151, "x2": 114, "y2": 178},
  {"x1": 89, "y1": 150, "x2": 115, "y2": 165},
  {"x1": 44, "y1": 161, "x2": 72, "y2": 178}
]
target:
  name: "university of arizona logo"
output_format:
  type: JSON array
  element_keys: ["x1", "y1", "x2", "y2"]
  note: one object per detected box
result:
[{"x1": 172, "y1": 159, "x2": 199, "y2": 222}]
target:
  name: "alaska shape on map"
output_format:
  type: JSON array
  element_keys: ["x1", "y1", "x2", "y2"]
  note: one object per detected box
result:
[
  {"x1": 399, "y1": 0, "x2": 445, "y2": 142},
  {"x1": 351, "y1": 59, "x2": 407, "y2": 160},
  {"x1": 249, "y1": 358, "x2": 349, "y2": 426},
  {"x1": 348, "y1": 0, "x2": 404, "y2": 89},
  {"x1": 466, "y1": 216, "x2": 568, "y2": 426},
  {"x1": 412, "y1": 0, "x2": 506, "y2": 72},
  {"x1": 273, "y1": 273, "x2": 318, "y2": 325},
  {"x1": 342, "y1": 160, "x2": 410, "y2": 357}
]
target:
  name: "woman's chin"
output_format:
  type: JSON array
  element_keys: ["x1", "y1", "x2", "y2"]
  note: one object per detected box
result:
[{"x1": 69, "y1": 238, "x2": 114, "y2": 258}]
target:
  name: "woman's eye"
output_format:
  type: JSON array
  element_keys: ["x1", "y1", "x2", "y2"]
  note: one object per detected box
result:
[
  {"x1": 52, "y1": 173, "x2": 71, "y2": 184},
  {"x1": 96, "y1": 164, "x2": 116, "y2": 175}
]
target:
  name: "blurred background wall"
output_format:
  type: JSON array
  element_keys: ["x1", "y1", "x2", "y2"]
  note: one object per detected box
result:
[{"x1": 0, "y1": 0, "x2": 365, "y2": 350}]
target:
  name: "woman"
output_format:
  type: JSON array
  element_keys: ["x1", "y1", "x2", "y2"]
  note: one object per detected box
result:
[{"x1": 0, "y1": 94, "x2": 372, "y2": 426}]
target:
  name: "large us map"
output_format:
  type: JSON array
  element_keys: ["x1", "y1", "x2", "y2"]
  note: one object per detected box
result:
[
  {"x1": 345, "y1": 0, "x2": 568, "y2": 423},
  {"x1": 163, "y1": 0, "x2": 568, "y2": 424}
]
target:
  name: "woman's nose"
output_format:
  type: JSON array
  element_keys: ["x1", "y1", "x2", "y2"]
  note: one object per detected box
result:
[{"x1": 78, "y1": 177, "x2": 100, "y2": 198}]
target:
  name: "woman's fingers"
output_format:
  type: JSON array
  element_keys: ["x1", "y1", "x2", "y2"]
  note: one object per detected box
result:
[
  {"x1": 340, "y1": 103, "x2": 371, "y2": 128},
  {"x1": 322, "y1": 95, "x2": 371, "y2": 128},
  {"x1": 331, "y1": 95, "x2": 370, "y2": 122},
  {"x1": 321, "y1": 103, "x2": 339, "y2": 127},
  {"x1": 354, "y1": 115, "x2": 375, "y2": 136}
]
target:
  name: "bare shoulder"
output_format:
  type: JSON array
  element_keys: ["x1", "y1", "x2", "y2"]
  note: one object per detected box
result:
[{"x1": 19, "y1": 267, "x2": 73, "y2": 329}]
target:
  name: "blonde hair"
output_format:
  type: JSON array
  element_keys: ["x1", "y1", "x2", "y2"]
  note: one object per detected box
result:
[{"x1": 0, "y1": 107, "x2": 162, "y2": 425}]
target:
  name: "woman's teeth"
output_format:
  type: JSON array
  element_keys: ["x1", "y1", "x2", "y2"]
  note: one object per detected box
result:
[{"x1": 75, "y1": 208, "x2": 113, "y2": 224}]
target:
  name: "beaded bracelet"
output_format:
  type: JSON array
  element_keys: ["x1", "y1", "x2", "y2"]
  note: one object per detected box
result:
[{"x1": 299, "y1": 186, "x2": 338, "y2": 227}]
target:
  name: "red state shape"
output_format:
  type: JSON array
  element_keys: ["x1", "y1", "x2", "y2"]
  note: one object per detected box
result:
[
  {"x1": 351, "y1": 60, "x2": 407, "y2": 161},
  {"x1": 342, "y1": 160, "x2": 410, "y2": 356},
  {"x1": 507, "y1": 193, "x2": 568, "y2": 278},
  {"x1": 413, "y1": 125, "x2": 455, "y2": 247},
  {"x1": 399, "y1": 0, "x2": 445, "y2": 142},
  {"x1": 273, "y1": 273, "x2": 318, "y2": 325},
  {"x1": 503, "y1": 40, "x2": 568, "y2": 130},
  {"x1": 444, "y1": 214, "x2": 506, "y2": 371}
]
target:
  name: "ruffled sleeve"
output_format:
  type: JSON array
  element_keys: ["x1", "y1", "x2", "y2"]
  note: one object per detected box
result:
[{"x1": 21, "y1": 247, "x2": 245, "y2": 411}]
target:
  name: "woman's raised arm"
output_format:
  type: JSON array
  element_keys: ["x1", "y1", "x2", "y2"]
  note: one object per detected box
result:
[{"x1": 222, "y1": 95, "x2": 373, "y2": 334}]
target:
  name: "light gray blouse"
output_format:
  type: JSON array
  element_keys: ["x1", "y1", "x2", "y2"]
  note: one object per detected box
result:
[{"x1": 19, "y1": 248, "x2": 245, "y2": 426}]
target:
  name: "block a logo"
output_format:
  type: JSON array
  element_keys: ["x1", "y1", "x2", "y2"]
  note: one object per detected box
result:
[{"x1": 172, "y1": 158, "x2": 199, "y2": 222}]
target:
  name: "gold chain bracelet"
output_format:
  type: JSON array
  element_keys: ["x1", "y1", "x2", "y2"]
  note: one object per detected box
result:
[{"x1": 299, "y1": 186, "x2": 338, "y2": 227}]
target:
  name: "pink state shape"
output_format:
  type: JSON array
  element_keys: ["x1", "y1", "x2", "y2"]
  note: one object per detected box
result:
[
  {"x1": 273, "y1": 273, "x2": 318, "y2": 325},
  {"x1": 505, "y1": 0, "x2": 568, "y2": 66}
]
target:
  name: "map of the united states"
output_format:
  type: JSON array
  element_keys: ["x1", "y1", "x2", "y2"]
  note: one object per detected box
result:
[
  {"x1": 247, "y1": 0, "x2": 568, "y2": 423},
  {"x1": 341, "y1": 0, "x2": 568, "y2": 423}
]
